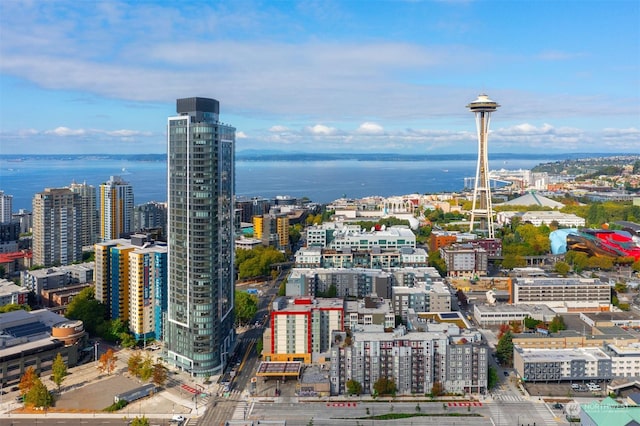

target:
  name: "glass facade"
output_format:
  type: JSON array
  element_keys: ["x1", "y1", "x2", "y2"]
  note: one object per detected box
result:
[{"x1": 165, "y1": 97, "x2": 236, "y2": 376}]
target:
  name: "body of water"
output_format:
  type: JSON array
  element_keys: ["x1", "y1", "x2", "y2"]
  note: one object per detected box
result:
[{"x1": 0, "y1": 156, "x2": 548, "y2": 211}]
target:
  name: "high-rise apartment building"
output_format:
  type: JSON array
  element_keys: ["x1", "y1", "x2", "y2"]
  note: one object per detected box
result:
[
  {"x1": 165, "y1": 97, "x2": 236, "y2": 376},
  {"x1": 32, "y1": 188, "x2": 82, "y2": 267},
  {"x1": 133, "y1": 201, "x2": 167, "y2": 236},
  {"x1": 99, "y1": 175, "x2": 134, "y2": 242},
  {"x1": 0, "y1": 191, "x2": 13, "y2": 223},
  {"x1": 252, "y1": 213, "x2": 289, "y2": 249},
  {"x1": 69, "y1": 181, "x2": 97, "y2": 247},
  {"x1": 94, "y1": 234, "x2": 167, "y2": 340}
]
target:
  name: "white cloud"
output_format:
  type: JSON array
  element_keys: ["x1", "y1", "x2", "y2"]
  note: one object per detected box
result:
[
  {"x1": 18, "y1": 129, "x2": 39, "y2": 137},
  {"x1": 104, "y1": 129, "x2": 151, "y2": 137},
  {"x1": 236, "y1": 131, "x2": 247, "y2": 139},
  {"x1": 306, "y1": 124, "x2": 337, "y2": 136},
  {"x1": 45, "y1": 127, "x2": 86, "y2": 136},
  {"x1": 356, "y1": 122, "x2": 384, "y2": 135},
  {"x1": 269, "y1": 125, "x2": 289, "y2": 132}
]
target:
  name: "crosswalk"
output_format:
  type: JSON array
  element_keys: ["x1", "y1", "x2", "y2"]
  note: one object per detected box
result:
[
  {"x1": 492, "y1": 391, "x2": 526, "y2": 403},
  {"x1": 488, "y1": 402, "x2": 558, "y2": 426},
  {"x1": 533, "y1": 404, "x2": 561, "y2": 426},
  {"x1": 231, "y1": 399, "x2": 252, "y2": 420}
]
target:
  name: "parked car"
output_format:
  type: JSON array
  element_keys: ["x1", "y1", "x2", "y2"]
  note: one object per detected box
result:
[
  {"x1": 571, "y1": 383, "x2": 580, "y2": 390},
  {"x1": 503, "y1": 371, "x2": 509, "y2": 376},
  {"x1": 553, "y1": 403, "x2": 563, "y2": 409}
]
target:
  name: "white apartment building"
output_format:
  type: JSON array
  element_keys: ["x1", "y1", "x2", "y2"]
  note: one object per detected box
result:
[
  {"x1": 392, "y1": 281, "x2": 451, "y2": 320},
  {"x1": 514, "y1": 347, "x2": 612, "y2": 382},
  {"x1": 440, "y1": 244, "x2": 488, "y2": 278},
  {"x1": 473, "y1": 303, "x2": 557, "y2": 327},
  {"x1": 606, "y1": 343, "x2": 640, "y2": 379},
  {"x1": 513, "y1": 277, "x2": 611, "y2": 310},
  {"x1": 264, "y1": 297, "x2": 344, "y2": 364},
  {"x1": 0, "y1": 279, "x2": 29, "y2": 306},
  {"x1": 305, "y1": 223, "x2": 416, "y2": 250},
  {"x1": 344, "y1": 297, "x2": 395, "y2": 330},
  {"x1": 330, "y1": 325, "x2": 488, "y2": 396}
]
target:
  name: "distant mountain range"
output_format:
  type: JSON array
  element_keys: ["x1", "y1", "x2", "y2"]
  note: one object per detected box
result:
[{"x1": 1, "y1": 152, "x2": 632, "y2": 162}]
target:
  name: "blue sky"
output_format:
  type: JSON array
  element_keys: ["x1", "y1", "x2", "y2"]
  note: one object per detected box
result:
[{"x1": 0, "y1": 0, "x2": 638, "y2": 155}]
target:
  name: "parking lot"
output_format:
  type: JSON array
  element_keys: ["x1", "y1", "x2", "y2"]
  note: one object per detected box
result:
[{"x1": 524, "y1": 380, "x2": 607, "y2": 398}]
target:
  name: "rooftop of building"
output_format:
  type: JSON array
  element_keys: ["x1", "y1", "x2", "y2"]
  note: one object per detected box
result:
[
  {"x1": 607, "y1": 342, "x2": 640, "y2": 356},
  {"x1": 583, "y1": 311, "x2": 640, "y2": 322},
  {"x1": 300, "y1": 365, "x2": 330, "y2": 385},
  {"x1": 274, "y1": 297, "x2": 344, "y2": 313},
  {"x1": 514, "y1": 277, "x2": 604, "y2": 286},
  {"x1": 392, "y1": 280, "x2": 449, "y2": 295},
  {"x1": 0, "y1": 250, "x2": 32, "y2": 263},
  {"x1": 333, "y1": 225, "x2": 415, "y2": 239},
  {"x1": 474, "y1": 303, "x2": 557, "y2": 316},
  {"x1": 350, "y1": 324, "x2": 451, "y2": 342},
  {"x1": 496, "y1": 192, "x2": 564, "y2": 209},
  {"x1": 95, "y1": 235, "x2": 167, "y2": 252},
  {"x1": 345, "y1": 298, "x2": 392, "y2": 315},
  {"x1": 516, "y1": 346, "x2": 609, "y2": 362},
  {"x1": 0, "y1": 278, "x2": 29, "y2": 295}
]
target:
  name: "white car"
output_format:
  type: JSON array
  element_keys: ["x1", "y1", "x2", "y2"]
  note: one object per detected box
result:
[{"x1": 171, "y1": 415, "x2": 185, "y2": 423}]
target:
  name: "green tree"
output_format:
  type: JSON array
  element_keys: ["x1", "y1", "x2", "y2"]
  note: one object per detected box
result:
[
  {"x1": 548, "y1": 315, "x2": 566, "y2": 333},
  {"x1": 24, "y1": 377, "x2": 53, "y2": 408},
  {"x1": 587, "y1": 256, "x2": 614, "y2": 271},
  {"x1": 523, "y1": 316, "x2": 542, "y2": 330},
  {"x1": 130, "y1": 415, "x2": 150, "y2": 426},
  {"x1": 346, "y1": 379, "x2": 362, "y2": 396},
  {"x1": 139, "y1": 355, "x2": 154, "y2": 381},
  {"x1": 51, "y1": 352, "x2": 68, "y2": 392},
  {"x1": 496, "y1": 331, "x2": 514, "y2": 367},
  {"x1": 128, "y1": 351, "x2": 143, "y2": 376},
  {"x1": 501, "y1": 254, "x2": 526, "y2": 269},
  {"x1": 373, "y1": 376, "x2": 397, "y2": 396},
  {"x1": 278, "y1": 280, "x2": 286, "y2": 296},
  {"x1": 317, "y1": 284, "x2": 337, "y2": 298},
  {"x1": 65, "y1": 287, "x2": 107, "y2": 335},
  {"x1": 565, "y1": 251, "x2": 589, "y2": 273},
  {"x1": 235, "y1": 290, "x2": 258, "y2": 325},
  {"x1": 289, "y1": 224, "x2": 302, "y2": 246},
  {"x1": 633, "y1": 259, "x2": 640, "y2": 273},
  {"x1": 120, "y1": 332, "x2": 137, "y2": 348},
  {"x1": 487, "y1": 366, "x2": 499, "y2": 389},
  {"x1": 554, "y1": 261, "x2": 571, "y2": 276},
  {"x1": 256, "y1": 337, "x2": 264, "y2": 356},
  {"x1": 0, "y1": 303, "x2": 30, "y2": 313},
  {"x1": 236, "y1": 246, "x2": 286, "y2": 280},
  {"x1": 428, "y1": 250, "x2": 447, "y2": 277}
]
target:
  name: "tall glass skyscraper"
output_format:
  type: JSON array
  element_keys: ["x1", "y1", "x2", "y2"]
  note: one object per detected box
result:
[{"x1": 165, "y1": 97, "x2": 236, "y2": 376}]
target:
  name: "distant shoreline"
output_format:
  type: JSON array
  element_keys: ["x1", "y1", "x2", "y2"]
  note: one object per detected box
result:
[{"x1": 1, "y1": 152, "x2": 634, "y2": 163}]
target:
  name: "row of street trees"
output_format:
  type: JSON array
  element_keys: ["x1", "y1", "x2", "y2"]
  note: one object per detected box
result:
[
  {"x1": 128, "y1": 350, "x2": 167, "y2": 386},
  {"x1": 18, "y1": 353, "x2": 69, "y2": 409},
  {"x1": 346, "y1": 377, "x2": 399, "y2": 397}
]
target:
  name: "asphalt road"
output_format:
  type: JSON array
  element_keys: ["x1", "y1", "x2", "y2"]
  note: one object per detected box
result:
[{"x1": 196, "y1": 274, "x2": 282, "y2": 426}]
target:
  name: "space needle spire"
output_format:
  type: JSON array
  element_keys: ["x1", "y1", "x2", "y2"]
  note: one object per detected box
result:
[{"x1": 467, "y1": 94, "x2": 500, "y2": 238}]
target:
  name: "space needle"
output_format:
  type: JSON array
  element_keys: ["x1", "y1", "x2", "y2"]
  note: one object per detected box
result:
[{"x1": 467, "y1": 94, "x2": 500, "y2": 238}]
